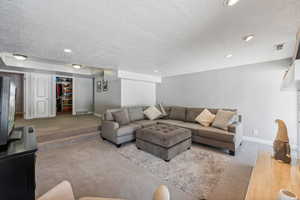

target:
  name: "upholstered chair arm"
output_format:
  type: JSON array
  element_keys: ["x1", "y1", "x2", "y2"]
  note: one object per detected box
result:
[
  {"x1": 79, "y1": 197, "x2": 125, "y2": 200},
  {"x1": 37, "y1": 181, "x2": 75, "y2": 200},
  {"x1": 153, "y1": 185, "x2": 170, "y2": 200}
]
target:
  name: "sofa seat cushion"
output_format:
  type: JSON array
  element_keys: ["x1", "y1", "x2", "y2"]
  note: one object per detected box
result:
[
  {"x1": 116, "y1": 123, "x2": 141, "y2": 137},
  {"x1": 132, "y1": 120, "x2": 157, "y2": 128},
  {"x1": 157, "y1": 119, "x2": 186, "y2": 127},
  {"x1": 193, "y1": 126, "x2": 235, "y2": 143},
  {"x1": 177, "y1": 122, "x2": 203, "y2": 130},
  {"x1": 136, "y1": 124, "x2": 191, "y2": 148}
]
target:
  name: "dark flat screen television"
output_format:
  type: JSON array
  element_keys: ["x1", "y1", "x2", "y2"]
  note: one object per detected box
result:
[{"x1": 0, "y1": 76, "x2": 16, "y2": 147}]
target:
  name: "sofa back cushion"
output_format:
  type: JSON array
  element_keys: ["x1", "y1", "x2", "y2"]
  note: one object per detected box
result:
[
  {"x1": 169, "y1": 107, "x2": 186, "y2": 121},
  {"x1": 128, "y1": 107, "x2": 145, "y2": 121},
  {"x1": 105, "y1": 108, "x2": 123, "y2": 121},
  {"x1": 208, "y1": 108, "x2": 237, "y2": 115},
  {"x1": 186, "y1": 107, "x2": 205, "y2": 122}
]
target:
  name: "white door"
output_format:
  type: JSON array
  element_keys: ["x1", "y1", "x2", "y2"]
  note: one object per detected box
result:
[{"x1": 32, "y1": 73, "x2": 51, "y2": 118}]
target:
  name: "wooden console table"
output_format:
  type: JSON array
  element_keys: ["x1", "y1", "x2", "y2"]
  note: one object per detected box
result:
[{"x1": 245, "y1": 152, "x2": 300, "y2": 200}]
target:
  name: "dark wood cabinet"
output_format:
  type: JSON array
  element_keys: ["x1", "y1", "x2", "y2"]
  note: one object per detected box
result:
[{"x1": 0, "y1": 126, "x2": 37, "y2": 200}]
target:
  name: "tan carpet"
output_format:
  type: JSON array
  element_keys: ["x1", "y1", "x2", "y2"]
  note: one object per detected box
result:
[{"x1": 36, "y1": 138, "x2": 255, "y2": 200}]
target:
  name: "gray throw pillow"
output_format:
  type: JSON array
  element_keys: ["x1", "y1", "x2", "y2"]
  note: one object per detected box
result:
[
  {"x1": 112, "y1": 109, "x2": 130, "y2": 126},
  {"x1": 169, "y1": 107, "x2": 186, "y2": 121},
  {"x1": 212, "y1": 110, "x2": 236, "y2": 130},
  {"x1": 105, "y1": 108, "x2": 122, "y2": 121}
]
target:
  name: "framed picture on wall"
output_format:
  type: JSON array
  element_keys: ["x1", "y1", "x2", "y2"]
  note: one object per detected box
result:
[
  {"x1": 96, "y1": 81, "x2": 102, "y2": 93},
  {"x1": 103, "y1": 80, "x2": 108, "y2": 92}
]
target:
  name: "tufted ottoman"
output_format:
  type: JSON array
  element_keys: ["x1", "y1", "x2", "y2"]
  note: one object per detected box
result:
[{"x1": 136, "y1": 123, "x2": 192, "y2": 162}]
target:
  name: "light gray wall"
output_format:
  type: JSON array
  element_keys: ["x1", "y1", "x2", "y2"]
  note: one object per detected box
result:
[
  {"x1": 157, "y1": 59, "x2": 298, "y2": 146},
  {"x1": 74, "y1": 77, "x2": 93, "y2": 114},
  {"x1": 121, "y1": 79, "x2": 156, "y2": 106},
  {"x1": 94, "y1": 76, "x2": 121, "y2": 115}
]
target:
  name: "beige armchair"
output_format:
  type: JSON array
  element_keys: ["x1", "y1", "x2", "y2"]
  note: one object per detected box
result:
[{"x1": 38, "y1": 181, "x2": 170, "y2": 200}]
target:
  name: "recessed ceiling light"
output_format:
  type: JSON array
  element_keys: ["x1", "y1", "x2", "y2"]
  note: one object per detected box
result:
[
  {"x1": 226, "y1": 54, "x2": 233, "y2": 58},
  {"x1": 154, "y1": 70, "x2": 159, "y2": 73},
  {"x1": 72, "y1": 64, "x2": 81, "y2": 69},
  {"x1": 224, "y1": 0, "x2": 240, "y2": 6},
  {"x1": 13, "y1": 54, "x2": 27, "y2": 61},
  {"x1": 64, "y1": 49, "x2": 72, "y2": 53},
  {"x1": 243, "y1": 34, "x2": 255, "y2": 42}
]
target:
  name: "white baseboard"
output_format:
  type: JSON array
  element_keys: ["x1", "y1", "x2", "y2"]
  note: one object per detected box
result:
[
  {"x1": 94, "y1": 113, "x2": 102, "y2": 118},
  {"x1": 75, "y1": 111, "x2": 93, "y2": 115},
  {"x1": 243, "y1": 136, "x2": 298, "y2": 150}
]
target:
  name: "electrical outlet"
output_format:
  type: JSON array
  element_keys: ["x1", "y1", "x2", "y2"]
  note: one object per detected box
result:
[{"x1": 253, "y1": 129, "x2": 259, "y2": 136}]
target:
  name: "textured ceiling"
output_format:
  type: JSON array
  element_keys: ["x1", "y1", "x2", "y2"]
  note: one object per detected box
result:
[{"x1": 0, "y1": 0, "x2": 300, "y2": 76}]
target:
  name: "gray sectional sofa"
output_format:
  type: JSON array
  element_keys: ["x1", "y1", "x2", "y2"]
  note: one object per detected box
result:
[{"x1": 101, "y1": 106, "x2": 243, "y2": 155}]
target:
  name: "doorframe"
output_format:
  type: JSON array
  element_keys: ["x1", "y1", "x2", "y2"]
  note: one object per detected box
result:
[
  {"x1": 0, "y1": 69, "x2": 27, "y2": 119},
  {"x1": 54, "y1": 75, "x2": 75, "y2": 116},
  {"x1": 0, "y1": 70, "x2": 76, "y2": 119}
]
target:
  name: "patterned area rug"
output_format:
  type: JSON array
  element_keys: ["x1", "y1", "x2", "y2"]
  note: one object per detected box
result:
[{"x1": 117, "y1": 143, "x2": 232, "y2": 199}]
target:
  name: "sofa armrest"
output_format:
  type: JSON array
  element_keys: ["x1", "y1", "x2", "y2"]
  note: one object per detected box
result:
[
  {"x1": 228, "y1": 122, "x2": 240, "y2": 133},
  {"x1": 102, "y1": 120, "x2": 120, "y2": 130},
  {"x1": 228, "y1": 114, "x2": 242, "y2": 133},
  {"x1": 228, "y1": 121, "x2": 243, "y2": 151},
  {"x1": 101, "y1": 121, "x2": 120, "y2": 140}
]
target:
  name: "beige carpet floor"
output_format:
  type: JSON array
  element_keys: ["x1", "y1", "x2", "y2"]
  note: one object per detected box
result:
[
  {"x1": 16, "y1": 114, "x2": 101, "y2": 143},
  {"x1": 16, "y1": 114, "x2": 101, "y2": 137},
  {"x1": 35, "y1": 137, "x2": 267, "y2": 200}
]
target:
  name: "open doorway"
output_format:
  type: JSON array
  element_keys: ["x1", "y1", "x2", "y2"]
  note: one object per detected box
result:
[
  {"x1": 56, "y1": 77, "x2": 73, "y2": 115},
  {"x1": 0, "y1": 72, "x2": 24, "y2": 118}
]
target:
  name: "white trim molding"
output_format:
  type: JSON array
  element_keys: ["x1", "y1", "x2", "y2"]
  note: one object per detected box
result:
[
  {"x1": 118, "y1": 70, "x2": 161, "y2": 83},
  {"x1": 94, "y1": 113, "x2": 102, "y2": 118},
  {"x1": 243, "y1": 136, "x2": 298, "y2": 150},
  {"x1": 1, "y1": 53, "x2": 93, "y2": 76}
]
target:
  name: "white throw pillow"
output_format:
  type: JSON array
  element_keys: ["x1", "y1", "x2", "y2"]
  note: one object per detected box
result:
[
  {"x1": 195, "y1": 109, "x2": 216, "y2": 127},
  {"x1": 144, "y1": 106, "x2": 162, "y2": 120},
  {"x1": 212, "y1": 109, "x2": 236, "y2": 130}
]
